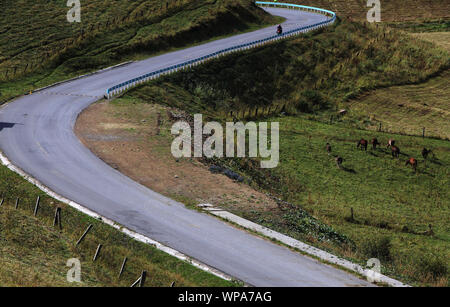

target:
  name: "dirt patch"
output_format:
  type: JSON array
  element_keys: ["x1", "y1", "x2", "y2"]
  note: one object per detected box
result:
[{"x1": 75, "y1": 99, "x2": 278, "y2": 213}]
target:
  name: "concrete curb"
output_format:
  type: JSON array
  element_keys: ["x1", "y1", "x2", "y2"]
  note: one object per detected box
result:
[
  {"x1": 0, "y1": 151, "x2": 238, "y2": 284},
  {"x1": 198, "y1": 204, "x2": 410, "y2": 287}
]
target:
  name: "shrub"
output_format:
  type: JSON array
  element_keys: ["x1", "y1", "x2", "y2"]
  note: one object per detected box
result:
[
  {"x1": 417, "y1": 255, "x2": 448, "y2": 281},
  {"x1": 361, "y1": 236, "x2": 392, "y2": 262}
]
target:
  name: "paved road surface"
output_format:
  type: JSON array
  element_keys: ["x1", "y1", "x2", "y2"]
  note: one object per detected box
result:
[{"x1": 0, "y1": 8, "x2": 372, "y2": 286}]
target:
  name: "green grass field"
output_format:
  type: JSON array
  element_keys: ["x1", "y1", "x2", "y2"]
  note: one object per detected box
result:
[
  {"x1": 240, "y1": 115, "x2": 449, "y2": 286},
  {"x1": 0, "y1": 164, "x2": 235, "y2": 287}
]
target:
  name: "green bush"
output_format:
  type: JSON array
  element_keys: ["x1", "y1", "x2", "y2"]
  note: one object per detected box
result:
[
  {"x1": 362, "y1": 236, "x2": 392, "y2": 262},
  {"x1": 418, "y1": 255, "x2": 448, "y2": 281}
]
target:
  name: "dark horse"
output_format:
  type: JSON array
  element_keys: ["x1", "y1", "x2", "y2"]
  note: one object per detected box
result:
[
  {"x1": 422, "y1": 148, "x2": 433, "y2": 160},
  {"x1": 391, "y1": 145, "x2": 400, "y2": 158},
  {"x1": 370, "y1": 138, "x2": 380, "y2": 150},
  {"x1": 405, "y1": 157, "x2": 418, "y2": 171},
  {"x1": 335, "y1": 156, "x2": 344, "y2": 169},
  {"x1": 357, "y1": 138, "x2": 368, "y2": 151}
]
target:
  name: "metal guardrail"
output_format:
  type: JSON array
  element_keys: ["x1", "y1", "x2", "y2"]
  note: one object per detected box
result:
[{"x1": 105, "y1": 2, "x2": 336, "y2": 98}]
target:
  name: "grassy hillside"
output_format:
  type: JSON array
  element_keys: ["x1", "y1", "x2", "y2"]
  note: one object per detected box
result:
[
  {"x1": 119, "y1": 19, "x2": 450, "y2": 286},
  {"x1": 347, "y1": 70, "x2": 450, "y2": 140},
  {"x1": 0, "y1": 164, "x2": 235, "y2": 287},
  {"x1": 0, "y1": 0, "x2": 278, "y2": 104},
  {"x1": 229, "y1": 115, "x2": 449, "y2": 286},
  {"x1": 344, "y1": 30, "x2": 450, "y2": 140},
  {"x1": 128, "y1": 20, "x2": 449, "y2": 120},
  {"x1": 286, "y1": 0, "x2": 450, "y2": 22}
]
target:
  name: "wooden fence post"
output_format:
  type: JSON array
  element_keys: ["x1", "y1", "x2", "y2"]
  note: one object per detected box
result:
[
  {"x1": 76, "y1": 224, "x2": 93, "y2": 246},
  {"x1": 93, "y1": 244, "x2": 103, "y2": 261},
  {"x1": 119, "y1": 257, "x2": 128, "y2": 279},
  {"x1": 53, "y1": 207, "x2": 62, "y2": 229},
  {"x1": 33, "y1": 196, "x2": 40, "y2": 216},
  {"x1": 139, "y1": 270, "x2": 147, "y2": 287}
]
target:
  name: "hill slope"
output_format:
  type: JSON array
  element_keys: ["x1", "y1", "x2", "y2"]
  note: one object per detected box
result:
[
  {"x1": 0, "y1": 0, "x2": 278, "y2": 104},
  {"x1": 346, "y1": 32, "x2": 450, "y2": 139},
  {"x1": 129, "y1": 20, "x2": 449, "y2": 119}
]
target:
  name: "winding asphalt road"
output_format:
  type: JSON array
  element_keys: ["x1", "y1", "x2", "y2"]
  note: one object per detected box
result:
[{"x1": 0, "y1": 7, "x2": 372, "y2": 286}]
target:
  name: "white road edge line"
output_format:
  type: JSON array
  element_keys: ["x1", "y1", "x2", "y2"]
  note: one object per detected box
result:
[
  {"x1": 0, "y1": 151, "x2": 239, "y2": 284},
  {"x1": 198, "y1": 204, "x2": 410, "y2": 287}
]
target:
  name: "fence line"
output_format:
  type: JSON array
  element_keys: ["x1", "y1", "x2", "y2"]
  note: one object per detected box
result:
[{"x1": 105, "y1": 2, "x2": 336, "y2": 99}]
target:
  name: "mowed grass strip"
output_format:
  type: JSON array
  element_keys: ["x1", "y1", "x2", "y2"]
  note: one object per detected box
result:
[
  {"x1": 0, "y1": 165, "x2": 235, "y2": 287},
  {"x1": 347, "y1": 70, "x2": 450, "y2": 139},
  {"x1": 347, "y1": 32, "x2": 450, "y2": 139}
]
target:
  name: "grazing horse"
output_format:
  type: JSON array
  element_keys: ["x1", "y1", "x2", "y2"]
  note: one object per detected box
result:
[
  {"x1": 326, "y1": 143, "x2": 332, "y2": 154},
  {"x1": 422, "y1": 148, "x2": 433, "y2": 160},
  {"x1": 391, "y1": 145, "x2": 400, "y2": 158},
  {"x1": 335, "y1": 156, "x2": 344, "y2": 169},
  {"x1": 357, "y1": 138, "x2": 368, "y2": 151},
  {"x1": 370, "y1": 138, "x2": 380, "y2": 150},
  {"x1": 387, "y1": 139, "x2": 396, "y2": 148},
  {"x1": 405, "y1": 157, "x2": 418, "y2": 172}
]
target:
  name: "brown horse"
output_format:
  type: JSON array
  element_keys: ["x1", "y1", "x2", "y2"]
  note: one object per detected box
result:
[
  {"x1": 357, "y1": 138, "x2": 368, "y2": 151},
  {"x1": 391, "y1": 145, "x2": 400, "y2": 158},
  {"x1": 370, "y1": 138, "x2": 380, "y2": 150},
  {"x1": 405, "y1": 157, "x2": 418, "y2": 171}
]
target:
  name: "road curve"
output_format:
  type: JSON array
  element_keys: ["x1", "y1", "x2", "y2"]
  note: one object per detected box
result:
[{"x1": 0, "y1": 7, "x2": 371, "y2": 286}]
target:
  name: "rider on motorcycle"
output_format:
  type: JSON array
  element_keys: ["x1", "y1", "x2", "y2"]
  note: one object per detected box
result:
[{"x1": 277, "y1": 24, "x2": 283, "y2": 35}]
